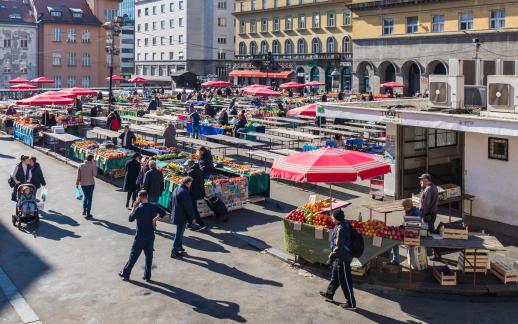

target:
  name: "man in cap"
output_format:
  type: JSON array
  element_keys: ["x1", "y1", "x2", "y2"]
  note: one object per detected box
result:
[
  {"x1": 320, "y1": 209, "x2": 356, "y2": 310},
  {"x1": 418, "y1": 173, "x2": 439, "y2": 232}
]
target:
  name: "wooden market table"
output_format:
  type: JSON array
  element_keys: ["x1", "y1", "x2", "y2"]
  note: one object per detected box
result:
[
  {"x1": 265, "y1": 116, "x2": 312, "y2": 126},
  {"x1": 90, "y1": 127, "x2": 120, "y2": 141},
  {"x1": 267, "y1": 128, "x2": 324, "y2": 142},
  {"x1": 176, "y1": 137, "x2": 231, "y2": 156},
  {"x1": 204, "y1": 134, "x2": 265, "y2": 155},
  {"x1": 271, "y1": 148, "x2": 299, "y2": 156},
  {"x1": 239, "y1": 130, "x2": 298, "y2": 148},
  {"x1": 121, "y1": 115, "x2": 153, "y2": 125},
  {"x1": 249, "y1": 118, "x2": 288, "y2": 128},
  {"x1": 248, "y1": 150, "x2": 285, "y2": 169},
  {"x1": 42, "y1": 132, "x2": 82, "y2": 160}
]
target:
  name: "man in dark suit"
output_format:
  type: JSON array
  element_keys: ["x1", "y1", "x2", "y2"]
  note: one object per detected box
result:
[
  {"x1": 185, "y1": 160, "x2": 206, "y2": 230},
  {"x1": 169, "y1": 177, "x2": 196, "y2": 258},
  {"x1": 124, "y1": 153, "x2": 142, "y2": 209},
  {"x1": 119, "y1": 125, "x2": 136, "y2": 149},
  {"x1": 119, "y1": 190, "x2": 166, "y2": 282},
  {"x1": 143, "y1": 160, "x2": 164, "y2": 203}
]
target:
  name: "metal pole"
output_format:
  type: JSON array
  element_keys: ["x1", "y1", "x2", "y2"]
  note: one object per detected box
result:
[{"x1": 108, "y1": 47, "x2": 114, "y2": 111}]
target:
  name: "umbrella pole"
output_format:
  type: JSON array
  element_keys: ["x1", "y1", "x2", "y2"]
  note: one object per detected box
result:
[{"x1": 329, "y1": 184, "x2": 333, "y2": 215}]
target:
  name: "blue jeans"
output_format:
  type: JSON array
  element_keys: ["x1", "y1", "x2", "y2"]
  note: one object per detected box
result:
[
  {"x1": 172, "y1": 223, "x2": 186, "y2": 253},
  {"x1": 81, "y1": 185, "x2": 94, "y2": 214},
  {"x1": 192, "y1": 126, "x2": 200, "y2": 139},
  {"x1": 122, "y1": 237, "x2": 154, "y2": 280},
  {"x1": 21, "y1": 203, "x2": 36, "y2": 215}
]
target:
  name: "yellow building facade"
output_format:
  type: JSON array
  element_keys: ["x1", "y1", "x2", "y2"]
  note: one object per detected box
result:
[
  {"x1": 233, "y1": 0, "x2": 353, "y2": 90},
  {"x1": 348, "y1": 0, "x2": 518, "y2": 95}
]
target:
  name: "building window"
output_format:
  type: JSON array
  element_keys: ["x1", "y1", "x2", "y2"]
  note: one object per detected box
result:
[
  {"x1": 218, "y1": 52, "x2": 226, "y2": 60},
  {"x1": 459, "y1": 12, "x2": 473, "y2": 30},
  {"x1": 285, "y1": 39, "x2": 293, "y2": 54},
  {"x1": 152, "y1": 21, "x2": 157, "y2": 30},
  {"x1": 431, "y1": 15, "x2": 444, "y2": 32},
  {"x1": 170, "y1": 3, "x2": 174, "y2": 12},
  {"x1": 137, "y1": 9, "x2": 141, "y2": 17},
  {"x1": 344, "y1": 9, "x2": 351, "y2": 26},
  {"x1": 312, "y1": 12, "x2": 320, "y2": 28},
  {"x1": 488, "y1": 137, "x2": 508, "y2": 161},
  {"x1": 152, "y1": 37, "x2": 157, "y2": 45},
  {"x1": 217, "y1": 17, "x2": 227, "y2": 27},
  {"x1": 240, "y1": 20, "x2": 246, "y2": 33},
  {"x1": 287, "y1": 0, "x2": 292, "y2": 5},
  {"x1": 161, "y1": 4, "x2": 165, "y2": 13},
  {"x1": 490, "y1": 9, "x2": 505, "y2": 29},
  {"x1": 67, "y1": 76, "x2": 76, "y2": 88},
  {"x1": 82, "y1": 53, "x2": 91, "y2": 66},
  {"x1": 52, "y1": 53, "x2": 61, "y2": 66},
  {"x1": 250, "y1": 19, "x2": 257, "y2": 33},
  {"x1": 326, "y1": 37, "x2": 335, "y2": 53},
  {"x1": 327, "y1": 11, "x2": 335, "y2": 27},
  {"x1": 20, "y1": 39, "x2": 27, "y2": 49},
  {"x1": 179, "y1": 1, "x2": 183, "y2": 10},
  {"x1": 50, "y1": 10, "x2": 62, "y2": 17},
  {"x1": 274, "y1": 0, "x2": 279, "y2": 8},
  {"x1": 169, "y1": 52, "x2": 174, "y2": 59},
  {"x1": 3, "y1": 39, "x2": 10, "y2": 48},
  {"x1": 272, "y1": 40, "x2": 280, "y2": 54},
  {"x1": 250, "y1": 41, "x2": 257, "y2": 55},
  {"x1": 297, "y1": 39, "x2": 306, "y2": 54},
  {"x1": 383, "y1": 18, "x2": 394, "y2": 35},
  {"x1": 285, "y1": 16, "x2": 292, "y2": 30},
  {"x1": 298, "y1": 15, "x2": 306, "y2": 29},
  {"x1": 68, "y1": 52, "x2": 76, "y2": 66},
  {"x1": 217, "y1": 1, "x2": 227, "y2": 9},
  {"x1": 170, "y1": 19, "x2": 174, "y2": 28},
  {"x1": 144, "y1": 38, "x2": 148, "y2": 46},
  {"x1": 239, "y1": 42, "x2": 246, "y2": 55},
  {"x1": 152, "y1": 6, "x2": 156, "y2": 14},
  {"x1": 161, "y1": 20, "x2": 165, "y2": 29},
  {"x1": 311, "y1": 38, "x2": 321, "y2": 53},
  {"x1": 251, "y1": 0, "x2": 256, "y2": 10},
  {"x1": 217, "y1": 37, "x2": 227, "y2": 44},
  {"x1": 342, "y1": 36, "x2": 351, "y2": 53},
  {"x1": 104, "y1": 8, "x2": 117, "y2": 20},
  {"x1": 261, "y1": 18, "x2": 268, "y2": 32},
  {"x1": 216, "y1": 66, "x2": 227, "y2": 77},
  {"x1": 179, "y1": 18, "x2": 183, "y2": 26},
  {"x1": 144, "y1": 23, "x2": 148, "y2": 31},
  {"x1": 262, "y1": 0, "x2": 267, "y2": 9},
  {"x1": 169, "y1": 36, "x2": 173, "y2": 44},
  {"x1": 53, "y1": 28, "x2": 61, "y2": 42},
  {"x1": 240, "y1": 2, "x2": 244, "y2": 11},
  {"x1": 178, "y1": 35, "x2": 183, "y2": 43},
  {"x1": 428, "y1": 129, "x2": 457, "y2": 148},
  {"x1": 260, "y1": 40, "x2": 268, "y2": 54},
  {"x1": 273, "y1": 17, "x2": 280, "y2": 31},
  {"x1": 178, "y1": 51, "x2": 184, "y2": 60},
  {"x1": 82, "y1": 76, "x2": 91, "y2": 88},
  {"x1": 406, "y1": 16, "x2": 418, "y2": 33},
  {"x1": 67, "y1": 29, "x2": 76, "y2": 42},
  {"x1": 54, "y1": 76, "x2": 61, "y2": 88}
]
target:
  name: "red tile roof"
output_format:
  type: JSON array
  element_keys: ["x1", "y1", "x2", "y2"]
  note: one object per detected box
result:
[
  {"x1": 0, "y1": 0, "x2": 36, "y2": 25},
  {"x1": 32, "y1": 0, "x2": 101, "y2": 25}
]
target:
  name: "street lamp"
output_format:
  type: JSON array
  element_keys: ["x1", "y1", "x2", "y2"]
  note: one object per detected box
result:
[{"x1": 103, "y1": 16, "x2": 124, "y2": 111}]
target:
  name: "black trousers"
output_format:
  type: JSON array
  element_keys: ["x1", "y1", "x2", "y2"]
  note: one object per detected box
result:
[
  {"x1": 326, "y1": 259, "x2": 356, "y2": 307},
  {"x1": 190, "y1": 197, "x2": 205, "y2": 227},
  {"x1": 122, "y1": 237, "x2": 154, "y2": 280},
  {"x1": 126, "y1": 188, "x2": 138, "y2": 207}
]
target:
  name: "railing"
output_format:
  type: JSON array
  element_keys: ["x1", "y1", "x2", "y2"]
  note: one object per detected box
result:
[{"x1": 234, "y1": 52, "x2": 352, "y2": 61}]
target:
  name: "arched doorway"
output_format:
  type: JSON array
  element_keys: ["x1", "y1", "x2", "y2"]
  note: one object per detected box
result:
[
  {"x1": 357, "y1": 62, "x2": 374, "y2": 93},
  {"x1": 325, "y1": 67, "x2": 334, "y2": 92},
  {"x1": 310, "y1": 66, "x2": 320, "y2": 82},
  {"x1": 296, "y1": 67, "x2": 305, "y2": 84},
  {"x1": 341, "y1": 67, "x2": 352, "y2": 91},
  {"x1": 378, "y1": 61, "x2": 398, "y2": 94},
  {"x1": 403, "y1": 61, "x2": 422, "y2": 96},
  {"x1": 427, "y1": 60, "x2": 448, "y2": 75}
]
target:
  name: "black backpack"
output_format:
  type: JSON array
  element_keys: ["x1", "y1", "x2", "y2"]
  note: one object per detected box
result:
[{"x1": 348, "y1": 225, "x2": 364, "y2": 258}]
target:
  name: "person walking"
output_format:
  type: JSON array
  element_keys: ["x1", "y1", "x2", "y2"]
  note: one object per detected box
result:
[
  {"x1": 190, "y1": 109, "x2": 201, "y2": 139},
  {"x1": 119, "y1": 190, "x2": 166, "y2": 282},
  {"x1": 198, "y1": 146, "x2": 213, "y2": 180},
  {"x1": 76, "y1": 154, "x2": 97, "y2": 218},
  {"x1": 10, "y1": 155, "x2": 32, "y2": 201},
  {"x1": 418, "y1": 173, "x2": 439, "y2": 232},
  {"x1": 29, "y1": 156, "x2": 46, "y2": 195},
  {"x1": 320, "y1": 210, "x2": 356, "y2": 310},
  {"x1": 163, "y1": 122, "x2": 177, "y2": 148},
  {"x1": 185, "y1": 160, "x2": 206, "y2": 231},
  {"x1": 136, "y1": 157, "x2": 150, "y2": 190},
  {"x1": 119, "y1": 125, "x2": 136, "y2": 149},
  {"x1": 169, "y1": 177, "x2": 196, "y2": 258},
  {"x1": 124, "y1": 153, "x2": 142, "y2": 209},
  {"x1": 143, "y1": 160, "x2": 164, "y2": 203},
  {"x1": 107, "y1": 111, "x2": 121, "y2": 132}
]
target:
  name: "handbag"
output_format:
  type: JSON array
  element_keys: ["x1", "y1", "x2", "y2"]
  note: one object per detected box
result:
[{"x1": 7, "y1": 177, "x2": 15, "y2": 188}]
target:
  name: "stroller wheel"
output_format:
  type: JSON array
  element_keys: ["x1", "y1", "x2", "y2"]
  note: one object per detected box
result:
[
  {"x1": 17, "y1": 220, "x2": 22, "y2": 230},
  {"x1": 11, "y1": 215, "x2": 17, "y2": 227}
]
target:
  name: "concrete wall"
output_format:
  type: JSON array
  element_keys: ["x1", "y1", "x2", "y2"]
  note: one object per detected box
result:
[
  {"x1": 0, "y1": 25, "x2": 37, "y2": 88},
  {"x1": 464, "y1": 132, "x2": 518, "y2": 227}
]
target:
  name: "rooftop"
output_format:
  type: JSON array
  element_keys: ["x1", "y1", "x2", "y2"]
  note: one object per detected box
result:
[
  {"x1": 32, "y1": 0, "x2": 101, "y2": 25},
  {"x1": 0, "y1": 0, "x2": 35, "y2": 25}
]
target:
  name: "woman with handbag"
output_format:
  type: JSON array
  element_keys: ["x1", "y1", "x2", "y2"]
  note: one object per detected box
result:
[{"x1": 10, "y1": 155, "x2": 32, "y2": 201}]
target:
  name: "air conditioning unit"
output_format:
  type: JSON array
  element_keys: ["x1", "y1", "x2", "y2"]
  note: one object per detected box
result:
[
  {"x1": 487, "y1": 75, "x2": 518, "y2": 113},
  {"x1": 428, "y1": 75, "x2": 464, "y2": 109}
]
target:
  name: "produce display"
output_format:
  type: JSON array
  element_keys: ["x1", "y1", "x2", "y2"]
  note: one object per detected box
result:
[
  {"x1": 95, "y1": 148, "x2": 128, "y2": 160},
  {"x1": 285, "y1": 199, "x2": 335, "y2": 229},
  {"x1": 72, "y1": 140, "x2": 98, "y2": 150},
  {"x1": 349, "y1": 219, "x2": 404, "y2": 241},
  {"x1": 155, "y1": 151, "x2": 189, "y2": 161},
  {"x1": 218, "y1": 160, "x2": 264, "y2": 176}
]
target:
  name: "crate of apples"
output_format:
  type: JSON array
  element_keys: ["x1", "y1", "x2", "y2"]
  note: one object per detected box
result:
[
  {"x1": 286, "y1": 209, "x2": 305, "y2": 223},
  {"x1": 350, "y1": 219, "x2": 404, "y2": 241}
]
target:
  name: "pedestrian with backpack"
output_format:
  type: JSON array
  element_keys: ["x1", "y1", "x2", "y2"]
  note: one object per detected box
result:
[{"x1": 320, "y1": 209, "x2": 358, "y2": 310}]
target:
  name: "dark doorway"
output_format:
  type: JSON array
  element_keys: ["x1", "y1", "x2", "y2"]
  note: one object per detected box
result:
[
  {"x1": 296, "y1": 67, "x2": 305, "y2": 84},
  {"x1": 406, "y1": 63, "x2": 420, "y2": 96},
  {"x1": 341, "y1": 67, "x2": 351, "y2": 91},
  {"x1": 433, "y1": 63, "x2": 447, "y2": 75}
]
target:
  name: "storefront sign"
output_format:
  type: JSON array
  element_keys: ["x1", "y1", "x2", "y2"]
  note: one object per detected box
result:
[
  {"x1": 317, "y1": 104, "x2": 325, "y2": 115},
  {"x1": 380, "y1": 110, "x2": 402, "y2": 124},
  {"x1": 340, "y1": 61, "x2": 352, "y2": 67}
]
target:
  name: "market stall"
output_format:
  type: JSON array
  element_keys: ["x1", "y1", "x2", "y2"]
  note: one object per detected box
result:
[
  {"x1": 69, "y1": 140, "x2": 133, "y2": 177},
  {"x1": 13, "y1": 119, "x2": 42, "y2": 147}
]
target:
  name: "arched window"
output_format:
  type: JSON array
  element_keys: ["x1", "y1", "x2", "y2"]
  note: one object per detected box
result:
[
  {"x1": 297, "y1": 39, "x2": 306, "y2": 54},
  {"x1": 239, "y1": 42, "x2": 247, "y2": 55},
  {"x1": 260, "y1": 40, "x2": 269, "y2": 54},
  {"x1": 311, "y1": 38, "x2": 321, "y2": 53},
  {"x1": 272, "y1": 40, "x2": 280, "y2": 54},
  {"x1": 310, "y1": 66, "x2": 320, "y2": 81},
  {"x1": 342, "y1": 36, "x2": 351, "y2": 53},
  {"x1": 285, "y1": 39, "x2": 293, "y2": 55},
  {"x1": 326, "y1": 37, "x2": 336, "y2": 53},
  {"x1": 250, "y1": 41, "x2": 257, "y2": 55}
]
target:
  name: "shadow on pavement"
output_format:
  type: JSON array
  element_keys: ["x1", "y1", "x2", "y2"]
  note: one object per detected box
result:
[
  {"x1": 154, "y1": 229, "x2": 230, "y2": 253},
  {"x1": 354, "y1": 308, "x2": 415, "y2": 324},
  {"x1": 181, "y1": 255, "x2": 283, "y2": 287},
  {"x1": 129, "y1": 280, "x2": 247, "y2": 322},
  {"x1": 204, "y1": 230, "x2": 270, "y2": 251},
  {"x1": 41, "y1": 210, "x2": 80, "y2": 227},
  {"x1": 215, "y1": 209, "x2": 281, "y2": 233},
  {"x1": 0, "y1": 153, "x2": 15, "y2": 159},
  {"x1": 36, "y1": 220, "x2": 81, "y2": 240},
  {"x1": 273, "y1": 180, "x2": 361, "y2": 201},
  {"x1": 91, "y1": 218, "x2": 135, "y2": 236}
]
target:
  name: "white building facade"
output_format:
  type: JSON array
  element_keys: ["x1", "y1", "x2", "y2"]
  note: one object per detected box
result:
[{"x1": 134, "y1": 0, "x2": 234, "y2": 85}]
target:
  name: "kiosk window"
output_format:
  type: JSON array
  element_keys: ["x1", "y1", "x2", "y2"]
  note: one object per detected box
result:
[
  {"x1": 488, "y1": 137, "x2": 508, "y2": 161},
  {"x1": 428, "y1": 129, "x2": 457, "y2": 148}
]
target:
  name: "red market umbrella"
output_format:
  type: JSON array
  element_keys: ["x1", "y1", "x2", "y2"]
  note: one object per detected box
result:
[
  {"x1": 128, "y1": 76, "x2": 148, "y2": 83},
  {"x1": 241, "y1": 84, "x2": 271, "y2": 90},
  {"x1": 271, "y1": 148, "x2": 391, "y2": 183},
  {"x1": 280, "y1": 82, "x2": 305, "y2": 89},
  {"x1": 16, "y1": 93, "x2": 74, "y2": 106},
  {"x1": 106, "y1": 75, "x2": 125, "y2": 81},
  {"x1": 9, "y1": 77, "x2": 29, "y2": 84},
  {"x1": 305, "y1": 81, "x2": 325, "y2": 87},
  {"x1": 9, "y1": 83, "x2": 37, "y2": 90},
  {"x1": 30, "y1": 77, "x2": 55, "y2": 84},
  {"x1": 201, "y1": 80, "x2": 232, "y2": 87},
  {"x1": 43, "y1": 90, "x2": 78, "y2": 98},
  {"x1": 287, "y1": 103, "x2": 317, "y2": 117},
  {"x1": 380, "y1": 81, "x2": 406, "y2": 88},
  {"x1": 63, "y1": 87, "x2": 98, "y2": 96},
  {"x1": 244, "y1": 88, "x2": 281, "y2": 97}
]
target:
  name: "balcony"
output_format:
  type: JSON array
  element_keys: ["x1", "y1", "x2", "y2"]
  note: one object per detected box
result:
[{"x1": 234, "y1": 53, "x2": 352, "y2": 62}]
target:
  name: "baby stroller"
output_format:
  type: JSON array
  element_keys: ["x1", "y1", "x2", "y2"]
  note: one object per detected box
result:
[{"x1": 12, "y1": 184, "x2": 40, "y2": 230}]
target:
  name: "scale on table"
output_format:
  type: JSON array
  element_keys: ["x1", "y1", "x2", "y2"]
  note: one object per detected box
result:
[{"x1": 404, "y1": 216, "x2": 429, "y2": 236}]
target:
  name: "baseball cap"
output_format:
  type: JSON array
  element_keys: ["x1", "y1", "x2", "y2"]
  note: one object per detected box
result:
[{"x1": 418, "y1": 173, "x2": 432, "y2": 181}]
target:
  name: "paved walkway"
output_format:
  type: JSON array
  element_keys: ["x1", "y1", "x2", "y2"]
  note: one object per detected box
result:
[{"x1": 0, "y1": 137, "x2": 517, "y2": 323}]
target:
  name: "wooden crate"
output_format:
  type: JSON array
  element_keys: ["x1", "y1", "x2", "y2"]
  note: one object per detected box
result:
[
  {"x1": 458, "y1": 250, "x2": 489, "y2": 273},
  {"x1": 432, "y1": 266, "x2": 457, "y2": 286},
  {"x1": 351, "y1": 261, "x2": 371, "y2": 277},
  {"x1": 440, "y1": 225, "x2": 468, "y2": 240},
  {"x1": 491, "y1": 260, "x2": 518, "y2": 284},
  {"x1": 403, "y1": 228, "x2": 420, "y2": 246}
]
